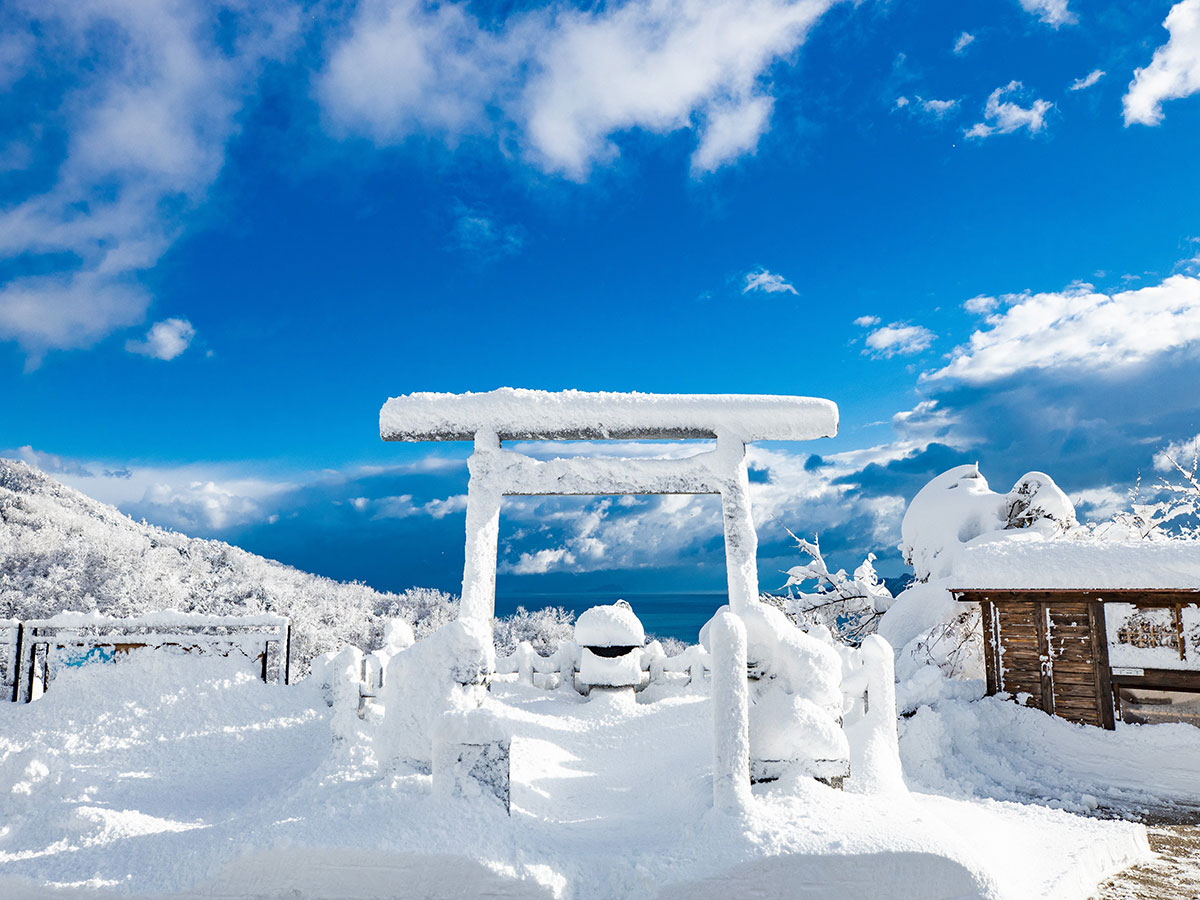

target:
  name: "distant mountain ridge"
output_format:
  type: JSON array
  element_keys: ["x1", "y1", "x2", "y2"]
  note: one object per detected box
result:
[{"x1": 0, "y1": 459, "x2": 460, "y2": 673}]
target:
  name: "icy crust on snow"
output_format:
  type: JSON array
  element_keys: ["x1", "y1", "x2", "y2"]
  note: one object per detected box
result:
[
  {"x1": 0, "y1": 653, "x2": 1149, "y2": 900},
  {"x1": 380, "y1": 387, "x2": 839, "y2": 442},
  {"x1": 953, "y1": 536, "x2": 1200, "y2": 589}
]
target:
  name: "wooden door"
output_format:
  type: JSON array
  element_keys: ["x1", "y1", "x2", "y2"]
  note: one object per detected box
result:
[
  {"x1": 1044, "y1": 602, "x2": 1105, "y2": 727},
  {"x1": 992, "y1": 602, "x2": 1047, "y2": 707}
]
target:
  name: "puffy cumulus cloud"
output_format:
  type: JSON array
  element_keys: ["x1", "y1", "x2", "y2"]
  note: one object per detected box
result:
[
  {"x1": 1018, "y1": 0, "x2": 1077, "y2": 28},
  {"x1": 1069, "y1": 69, "x2": 1105, "y2": 92},
  {"x1": 879, "y1": 271, "x2": 1200, "y2": 502},
  {"x1": 963, "y1": 294, "x2": 998, "y2": 315},
  {"x1": 317, "y1": 0, "x2": 844, "y2": 180},
  {"x1": 863, "y1": 322, "x2": 936, "y2": 358},
  {"x1": 926, "y1": 275, "x2": 1200, "y2": 384},
  {"x1": 0, "y1": 0, "x2": 301, "y2": 364},
  {"x1": 1154, "y1": 432, "x2": 1200, "y2": 471},
  {"x1": 1124, "y1": 0, "x2": 1200, "y2": 126},
  {"x1": 743, "y1": 267, "x2": 798, "y2": 295},
  {"x1": 125, "y1": 318, "x2": 195, "y2": 361},
  {"x1": 964, "y1": 82, "x2": 1051, "y2": 139},
  {"x1": 953, "y1": 32, "x2": 975, "y2": 55},
  {"x1": 853, "y1": 314, "x2": 880, "y2": 327}
]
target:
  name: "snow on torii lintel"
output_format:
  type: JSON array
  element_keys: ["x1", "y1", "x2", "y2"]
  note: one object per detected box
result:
[{"x1": 380, "y1": 388, "x2": 839, "y2": 442}]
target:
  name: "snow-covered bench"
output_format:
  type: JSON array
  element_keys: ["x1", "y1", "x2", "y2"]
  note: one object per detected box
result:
[{"x1": 13, "y1": 612, "x2": 290, "y2": 702}]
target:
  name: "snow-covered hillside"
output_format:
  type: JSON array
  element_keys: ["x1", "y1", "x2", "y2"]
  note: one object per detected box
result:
[{"x1": 0, "y1": 459, "x2": 467, "y2": 674}]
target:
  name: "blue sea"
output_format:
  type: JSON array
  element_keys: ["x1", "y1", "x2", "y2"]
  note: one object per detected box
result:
[{"x1": 494, "y1": 592, "x2": 730, "y2": 645}]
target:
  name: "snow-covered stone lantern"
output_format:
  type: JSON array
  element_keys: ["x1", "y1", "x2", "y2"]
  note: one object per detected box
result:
[{"x1": 575, "y1": 601, "x2": 646, "y2": 693}]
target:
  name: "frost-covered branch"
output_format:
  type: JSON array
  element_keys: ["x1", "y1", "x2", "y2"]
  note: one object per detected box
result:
[{"x1": 773, "y1": 526, "x2": 893, "y2": 645}]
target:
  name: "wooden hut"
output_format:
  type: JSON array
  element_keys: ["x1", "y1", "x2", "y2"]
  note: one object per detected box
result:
[{"x1": 952, "y1": 540, "x2": 1200, "y2": 729}]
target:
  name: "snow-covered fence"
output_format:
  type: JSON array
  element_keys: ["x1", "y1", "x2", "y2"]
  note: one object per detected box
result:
[
  {"x1": 13, "y1": 612, "x2": 290, "y2": 702},
  {"x1": 2, "y1": 619, "x2": 19, "y2": 702},
  {"x1": 494, "y1": 640, "x2": 710, "y2": 692},
  {"x1": 836, "y1": 634, "x2": 903, "y2": 793}
]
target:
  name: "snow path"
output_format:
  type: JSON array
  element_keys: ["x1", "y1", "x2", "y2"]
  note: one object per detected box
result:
[{"x1": 0, "y1": 660, "x2": 1151, "y2": 899}]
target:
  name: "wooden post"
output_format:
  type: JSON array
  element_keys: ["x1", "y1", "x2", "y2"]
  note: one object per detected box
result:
[
  {"x1": 1091, "y1": 602, "x2": 1115, "y2": 730},
  {"x1": 1033, "y1": 601, "x2": 1055, "y2": 716}
]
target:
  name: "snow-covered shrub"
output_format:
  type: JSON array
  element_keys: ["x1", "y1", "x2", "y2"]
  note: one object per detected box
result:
[
  {"x1": 491, "y1": 605, "x2": 576, "y2": 657},
  {"x1": 774, "y1": 531, "x2": 893, "y2": 644}
]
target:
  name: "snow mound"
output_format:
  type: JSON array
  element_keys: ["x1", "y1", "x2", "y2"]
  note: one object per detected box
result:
[
  {"x1": 899, "y1": 465, "x2": 1078, "y2": 582},
  {"x1": 574, "y1": 600, "x2": 645, "y2": 647}
]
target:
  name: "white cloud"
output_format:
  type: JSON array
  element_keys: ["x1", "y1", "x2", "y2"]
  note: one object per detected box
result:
[
  {"x1": 964, "y1": 81, "x2": 1051, "y2": 139},
  {"x1": 926, "y1": 274, "x2": 1200, "y2": 384},
  {"x1": 125, "y1": 318, "x2": 196, "y2": 361},
  {"x1": 691, "y1": 95, "x2": 774, "y2": 174},
  {"x1": 318, "y1": 0, "x2": 844, "y2": 181},
  {"x1": 1069, "y1": 69, "x2": 1105, "y2": 92},
  {"x1": 1153, "y1": 432, "x2": 1200, "y2": 471},
  {"x1": 743, "y1": 268, "x2": 798, "y2": 295},
  {"x1": 139, "y1": 480, "x2": 265, "y2": 531},
  {"x1": 854, "y1": 315, "x2": 881, "y2": 327},
  {"x1": 0, "y1": 2, "x2": 300, "y2": 364},
  {"x1": 963, "y1": 294, "x2": 999, "y2": 315},
  {"x1": 896, "y1": 95, "x2": 960, "y2": 122},
  {"x1": 372, "y1": 493, "x2": 469, "y2": 520},
  {"x1": 864, "y1": 323, "x2": 936, "y2": 358},
  {"x1": 1124, "y1": 0, "x2": 1200, "y2": 126},
  {"x1": 920, "y1": 98, "x2": 959, "y2": 118},
  {"x1": 1018, "y1": 0, "x2": 1077, "y2": 28},
  {"x1": 953, "y1": 32, "x2": 975, "y2": 55},
  {"x1": 0, "y1": 274, "x2": 149, "y2": 370}
]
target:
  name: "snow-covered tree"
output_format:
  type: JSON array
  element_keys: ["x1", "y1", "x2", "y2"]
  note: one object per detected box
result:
[{"x1": 772, "y1": 529, "x2": 894, "y2": 645}]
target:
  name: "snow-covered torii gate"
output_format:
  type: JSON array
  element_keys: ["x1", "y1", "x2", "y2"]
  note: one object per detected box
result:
[{"x1": 380, "y1": 388, "x2": 839, "y2": 625}]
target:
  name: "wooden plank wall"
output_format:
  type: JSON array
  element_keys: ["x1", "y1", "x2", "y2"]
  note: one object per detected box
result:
[{"x1": 961, "y1": 591, "x2": 1120, "y2": 729}]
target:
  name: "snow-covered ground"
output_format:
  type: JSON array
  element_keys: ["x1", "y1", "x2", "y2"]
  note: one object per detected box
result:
[{"x1": 0, "y1": 653, "x2": 1156, "y2": 900}]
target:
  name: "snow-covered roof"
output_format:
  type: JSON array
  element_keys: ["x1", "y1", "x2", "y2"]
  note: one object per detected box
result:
[
  {"x1": 952, "y1": 536, "x2": 1200, "y2": 591},
  {"x1": 574, "y1": 602, "x2": 645, "y2": 647},
  {"x1": 380, "y1": 388, "x2": 839, "y2": 442}
]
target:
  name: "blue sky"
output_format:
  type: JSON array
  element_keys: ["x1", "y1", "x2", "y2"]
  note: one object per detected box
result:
[{"x1": 5, "y1": 0, "x2": 1200, "y2": 605}]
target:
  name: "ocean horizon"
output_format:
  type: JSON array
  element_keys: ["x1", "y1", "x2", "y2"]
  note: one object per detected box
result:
[{"x1": 495, "y1": 591, "x2": 731, "y2": 645}]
